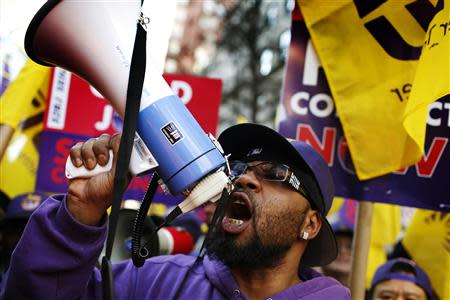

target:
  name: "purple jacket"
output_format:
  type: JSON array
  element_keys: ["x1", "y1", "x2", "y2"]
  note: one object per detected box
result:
[{"x1": 1, "y1": 195, "x2": 350, "y2": 299}]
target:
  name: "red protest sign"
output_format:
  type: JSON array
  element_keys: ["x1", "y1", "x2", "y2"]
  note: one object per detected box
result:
[
  {"x1": 37, "y1": 68, "x2": 222, "y2": 200},
  {"x1": 163, "y1": 74, "x2": 222, "y2": 136},
  {"x1": 44, "y1": 68, "x2": 222, "y2": 137}
]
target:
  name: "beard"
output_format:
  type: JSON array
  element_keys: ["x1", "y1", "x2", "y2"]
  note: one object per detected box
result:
[
  {"x1": 205, "y1": 228, "x2": 292, "y2": 269},
  {"x1": 205, "y1": 196, "x2": 306, "y2": 269}
]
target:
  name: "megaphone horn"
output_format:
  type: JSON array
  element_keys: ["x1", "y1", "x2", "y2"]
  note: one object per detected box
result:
[{"x1": 25, "y1": 0, "x2": 229, "y2": 211}]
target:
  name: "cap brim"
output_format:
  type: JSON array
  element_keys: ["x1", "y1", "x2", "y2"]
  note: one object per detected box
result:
[
  {"x1": 219, "y1": 123, "x2": 338, "y2": 267},
  {"x1": 218, "y1": 123, "x2": 311, "y2": 171}
]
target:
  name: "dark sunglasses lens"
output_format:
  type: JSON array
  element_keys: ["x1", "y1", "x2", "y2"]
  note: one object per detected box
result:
[
  {"x1": 255, "y1": 162, "x2": 288, "y2": 181},
  {"x1": 229, "y1": 161, "x2": 247, "y2": 177}
]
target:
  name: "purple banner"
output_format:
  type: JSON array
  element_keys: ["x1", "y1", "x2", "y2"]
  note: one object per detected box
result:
[{"x1": 277, "y1": 17, "x2": 449, "y2": 212}]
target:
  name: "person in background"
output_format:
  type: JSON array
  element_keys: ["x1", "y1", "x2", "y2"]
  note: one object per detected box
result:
[
  {"x1": 0, "y1": 192, "x2": 46, "y2": 280},
  {"x1": 1, "y1": 124, "x2": 350, "y2": 299},
  {"x1": 369, "y1": 257, "x2": 436, "y2": 300},
  {"x1": 320, "y1": 221, "x2": 353, "y2": 287}
]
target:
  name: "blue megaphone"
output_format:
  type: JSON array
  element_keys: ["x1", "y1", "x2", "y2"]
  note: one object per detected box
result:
[{"x1": 24, "y1": 0, "x2": 230, "y2": 212}]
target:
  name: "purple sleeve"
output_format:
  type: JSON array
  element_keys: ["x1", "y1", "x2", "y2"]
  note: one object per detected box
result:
[{"x1": 0, "y1": 194, "x2": 112, "y2": 299}]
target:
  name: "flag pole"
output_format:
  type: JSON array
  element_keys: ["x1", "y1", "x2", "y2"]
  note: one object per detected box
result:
[{"x1": 349, "y1": 201, "x2": 374, "y2": 299}]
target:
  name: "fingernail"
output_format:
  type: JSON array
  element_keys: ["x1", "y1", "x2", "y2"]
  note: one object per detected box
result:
[
  {"x1": 86, "y1": 158, "x2": 95, "y2": 169},
  {"x1": 98, "y1": 154, "x2": 107, "y2": 165},
  {"x1": 75, "y1": 158, "x2": 82, "y2": 167}
]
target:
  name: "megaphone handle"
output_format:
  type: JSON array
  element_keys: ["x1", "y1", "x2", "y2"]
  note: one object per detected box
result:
[
  {"x1": 65, "y1": 150, "x2": 114, "y2": 179},
  {"x1": 65, "y1": 138, "x2": 159, "y2": 179}
]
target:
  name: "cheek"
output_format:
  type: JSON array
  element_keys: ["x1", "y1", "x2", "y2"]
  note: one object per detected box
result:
[
  {"x1": 258, "y1": 191, "x2": 292, "y2": 213},
  {"x1": 254, "y1": 196, "x2": 303, "y2": 244},
  {"x1": 252, "y1": 193, "x2": 285, "y2": 223}
]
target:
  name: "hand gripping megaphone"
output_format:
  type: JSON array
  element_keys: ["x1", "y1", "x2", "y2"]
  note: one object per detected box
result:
[{"x1": 25, "y1": 0, "x2": 230, "y2": 213}]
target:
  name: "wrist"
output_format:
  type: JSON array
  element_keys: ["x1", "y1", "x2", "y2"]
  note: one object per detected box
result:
[{"x1": 67, "y1": 195, "x2": 105, "y2": 226}]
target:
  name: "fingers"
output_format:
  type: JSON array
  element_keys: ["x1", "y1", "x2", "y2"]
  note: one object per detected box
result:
[
  {"x1": 69, "y1": 134, "x2": 122, "y2": 170},
  {"x1": 69, "y1": 142, "x2": 83, "y2": 168},
  {"x1": 92, "y1": 134, "x2": 112, "y2": 166},
  {"x1": 109, "y1": 133, "x2": 122, "y2": 155},
  {"x1": 80, "y1": 138, "x2": 99, "y2": 169},
  {"x1": 108, "y1": 133, "x2": 123, "y2": 177}
]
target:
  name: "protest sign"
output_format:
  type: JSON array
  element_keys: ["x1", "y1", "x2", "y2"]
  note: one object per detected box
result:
[
  {"x1": 0, "y1": 60, "x2": 51, "y2": 197},
  {"x1": 277, "y1": 13, "x2": 449, "y2": 211},
  {"x1": 36, "y1": 68, "x2": 223, "y2": 206},
  {"x1": 299, "y1": 0, "x2": 448, "y2": 180},
  {"x1": 280, "y1": 8, "x2": 449, "y2": 297}
]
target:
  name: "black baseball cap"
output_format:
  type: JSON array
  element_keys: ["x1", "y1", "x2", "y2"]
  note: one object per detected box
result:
[{"x1": 218, "y1": 123, "x2": 338, "y2": 267}]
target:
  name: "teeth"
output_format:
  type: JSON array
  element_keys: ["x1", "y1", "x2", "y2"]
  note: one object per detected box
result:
[
  {"x1": 229, "y1": 218, "x2": 244, "y2": 225},
  {"x1": 234, "y1": 199, "x2": 246, "y2": 205}
]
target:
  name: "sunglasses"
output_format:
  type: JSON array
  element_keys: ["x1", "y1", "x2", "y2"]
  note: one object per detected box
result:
[{"x1": 229, "y1": 160, "x2": 309, "y2": 199}]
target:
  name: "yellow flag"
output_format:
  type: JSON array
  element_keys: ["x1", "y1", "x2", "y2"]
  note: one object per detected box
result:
[
  {"x1": 0, "y1": 59, "x2": 51, "y2": 197},
  {"x1": 366, "y1": 203, "x2": 402, "y2": 287},
  {"x1": 404, "y1": 3, "x2": 450, "y2": 155},
  {"x1": 328, "y1": 197, "x2": 345, "y2": 217},
  {"x1": 298, "y1": 0, "x2": 446, "y2": 179},
  {"x1": 402, "y1": 210, "x2": 450, "y2": 300},
  {"x1": 0, "y1": 59, "x2": 50, "y2": 128}
]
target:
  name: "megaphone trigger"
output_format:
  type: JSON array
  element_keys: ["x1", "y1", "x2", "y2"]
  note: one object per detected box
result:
[{"x1": 128, "y1": 135, "x2": 159, "y2": 176}]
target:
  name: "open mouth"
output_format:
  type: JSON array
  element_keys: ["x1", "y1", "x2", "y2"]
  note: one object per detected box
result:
[{"x1": 221, "y1": 191, "x2": 253, "y2": 234}]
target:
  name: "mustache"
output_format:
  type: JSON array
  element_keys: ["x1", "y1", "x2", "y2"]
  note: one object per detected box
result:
[
  {"x1": 207, "y1": 187, "x2": 256, "y2": 230},
  {"x1": 228, "y1": 187, "x2": 256, "y2": 211},
  {"x1": 230, "y1": 187, "x2": 253, "y2": 199}
]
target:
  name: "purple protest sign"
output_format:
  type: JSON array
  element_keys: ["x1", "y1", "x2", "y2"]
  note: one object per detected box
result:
[{"x1": 277, "y1": 16, "x2": 449, "y2": 212}]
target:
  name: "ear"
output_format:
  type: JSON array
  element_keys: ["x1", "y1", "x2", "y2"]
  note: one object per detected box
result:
[{"x1": 299, "y1": 209, "x2": 322, "y2": 240}]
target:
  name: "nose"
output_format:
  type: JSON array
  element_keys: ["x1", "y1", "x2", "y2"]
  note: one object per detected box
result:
[{"x1": 233, "y1": 169, "x2": 261, "y2": 191}]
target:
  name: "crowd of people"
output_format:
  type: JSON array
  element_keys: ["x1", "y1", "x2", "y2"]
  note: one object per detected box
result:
[{"x1": 0, "y1": 124, "x2": 439, "y2": 299}]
